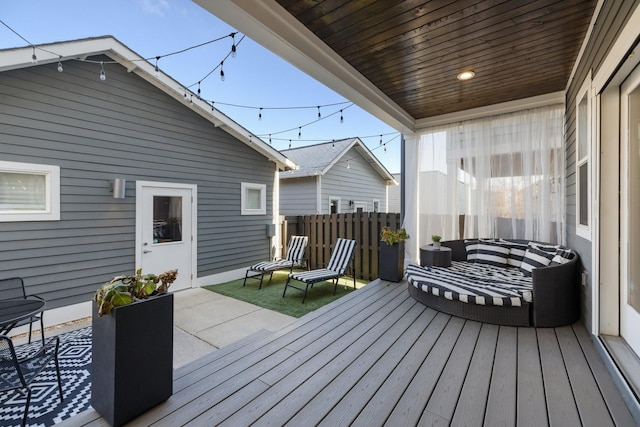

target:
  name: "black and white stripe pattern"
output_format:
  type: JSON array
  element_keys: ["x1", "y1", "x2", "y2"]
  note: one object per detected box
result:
[
  {"x1": 406, "y1": 262, "x2": 533, "y2": 306},
  {"x1": 474, "y1": 240, "x2": 510, "y2": 268},
  {"x1": 519, "y1": 246, "x2": 555, "y2": 276},
  {"x1": 290, "y1": 238, "x2": 356, "y2": 283},
  {"x1": 250, "y1": 235, "x2": 308, "y2": 272},
  {"x1": 499, "y1": 239, "x2": 528, "y2": 268},
  {"x1": 551, "y1": 248, "x2": 574, "y2": 265}
]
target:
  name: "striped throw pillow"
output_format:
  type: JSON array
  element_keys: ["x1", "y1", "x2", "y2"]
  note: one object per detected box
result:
[
  {"x1": 499, "y1": 239, "x2": 529, "y2": 268},
  {"x1": 520, "y1": 246, "x2": 555, "y2": 277},
  {"x1": 475, "y1": 240, "x2": 510, "y2": 268}
]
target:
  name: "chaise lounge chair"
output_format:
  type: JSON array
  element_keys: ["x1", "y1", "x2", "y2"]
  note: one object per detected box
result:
[
  {"x1": 243, "y1": 235, "x2": 308, "y2": 289},
  {"x1": 283, "y1": 238, "x2": 357, "y2": 303}
]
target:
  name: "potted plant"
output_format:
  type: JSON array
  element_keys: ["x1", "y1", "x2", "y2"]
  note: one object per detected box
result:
[
  {"x1": 432, "y1": 234, "x2": 442, "y2": 250},
  {"x1": 91, "y1": 269, "x2": 177, "y2": 427},
  {"x1": 379, "y1": 227, "x2": 409, "y2": 282}
]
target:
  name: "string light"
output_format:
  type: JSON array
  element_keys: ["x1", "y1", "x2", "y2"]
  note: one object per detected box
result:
[
  {"x1": 189, "y1": 94, "x2": 194, "y2": 105},
  {"x1": 31, "y1": 46, "x2": 37, "y2": 64},
  {"x1": 379, "y1": 135, "x2": 383, "y2": 145},
  {"x1": 197, "y1": 81, "x2": 201, "y2": 98},
  {"x1": 259, "y1": 107, "x2": 263, "y2": 120},
  {"x1": 340, "y1": 109, "x2": 344, "y2": 123},
  {"x1": 317, "y1": 106, "x2": 321, "y2": 118},
  {"x1": 99, "y1": 62, "x2": 106, "y2": 81},
  {"x1": 154, "y1": 56, "x2": 160, "y2": 77},
  {"x1": 289, "y1": 139, "x2": 292, "y2": 149},
  {"x1": 219, "y1": 61, "x2": 225, "y2": 81},
  {"x1": 57, "y1": 56, "x2": 63, "y2": 72},
  {"x1": 231, "y1": 33, "x2": 237, "y2": 58},
  {"x1": 298, "y1": 127, "x2": 301, "y2": 139},
  {"x1": 269, "y1": 134, "x2": 272, "y2": 144}
]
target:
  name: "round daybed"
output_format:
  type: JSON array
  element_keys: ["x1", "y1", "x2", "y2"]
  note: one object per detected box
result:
[{"x1": 406, "y1": 239, "x2": 580, "y2": 327}]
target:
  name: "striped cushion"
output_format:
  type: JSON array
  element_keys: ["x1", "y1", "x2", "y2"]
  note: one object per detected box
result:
[
  {"x1": 284, "y1": 235, "x2": 308, "y2": 264},
  {"x1": 474, "y1": 241, "x2": 510, "y2": 268},
  {"x1": 250, "y1": 259, "x2": 295, "y2": 272},
  {"x1": 520, "y1": 247, "x2": 555, "y2": 277},
  {"x1": 290, "y1": 238, "x2": 356, "y2": 283},
  {"x1": 529, "y1": 242, "x2": 559, "y2": 253},
  {"x1": 406, "y1": 262, "x2": 532, "y2": 306},
  {"x1": 499, "y1": 239, "x2": 528, "y2": 268},
  {"x1": 465, "y1": 239, "x2": 497, "y2": 261},
  {"x1": 551, "y1": 248, "x2": 574, "y2": 265}
]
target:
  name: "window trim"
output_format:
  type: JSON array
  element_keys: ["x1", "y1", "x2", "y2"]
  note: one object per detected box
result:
[
  {"x1": 241, "y1": 182, "x2": 266, "y2": 215},
  {"x1": 329, "y1": 196, "x2": 341, "y2": 214},
  {"x1": 0, "y1": 160, "x2": 60, "y2": 222},
  {"x1": 576, "y1": 73, "x2": 592, "y2": 240}
]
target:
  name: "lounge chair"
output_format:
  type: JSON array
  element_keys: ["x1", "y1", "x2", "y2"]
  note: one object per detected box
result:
[
  {"x1": 243, "y1": 235, "x2": 308, "y2": 289},
  {"x1": 283, "y1": 238, "x2": 357, "y2": 303}
]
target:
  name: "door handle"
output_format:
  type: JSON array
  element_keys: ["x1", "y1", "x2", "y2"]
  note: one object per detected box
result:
[{"x1": 143, "y1": 249, "x2": 152, "y2": 254}]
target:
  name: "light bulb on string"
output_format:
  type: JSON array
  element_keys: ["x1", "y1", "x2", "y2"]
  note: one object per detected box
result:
[
  {"x1": 340, "y1": 109, "x2": 344, "y2": 123},
  {"x1": 259, "y1": 107, "x2": 263, "y2": 121},
  {"x1": 99, "y1": 62, "x2": 106, "y2": 81},
  {"x1": 298, "y1": 127, "x2": 301, "y2": 139},
  {"x1": 220, "y1": 61, "x2": 225, "y2": 81},
  {"x1": 384, "y1": 144, "x2": 387, "y2": 153},
  {"x1": 289, "y1": 139, "x2": 292, "y2": 149},
  {"x1": 269, "y1": 134, "x2": 272, "y2": 144},
  {"x1": 189, "y1": 94, "x2": 194, "y2": 105},
  {"x1": 31, "y1": 46, "x2": 37, "y2": 64},
  {"x1": 211, "y1": 101, "x2": 215, "y2": 114},
  {"x1": 57, "y1": 57, "x2": 63, "y2": 72},
  {"x1": 332, "y1": 140, "x2": 335, "y2": 149},
  {"x1": 154, "y1": 56, "x2": 160, "y2": 77},
  {"x1": 197, "y1": 81, "x2": 201, "y2": 98},
  {"x1": 317, "y1": 106, "x2": 321, "y2": 118},
  {"x1": 231, "y1": 33, "x2": 237, "y2": 58},
  {"x1": 379, "y1": 135, "x2": 383, "y2": 145}
]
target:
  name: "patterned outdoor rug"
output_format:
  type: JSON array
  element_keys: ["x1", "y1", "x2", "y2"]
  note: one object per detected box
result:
[{"x1": 0, "y1": 327, "x2": 92, "y2": 427}]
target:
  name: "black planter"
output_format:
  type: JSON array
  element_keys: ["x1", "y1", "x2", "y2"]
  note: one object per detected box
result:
[
  {"x1": 91, "y1": 292, "x2": 174, "y2": 427},
  {"x1": 379, "y1": 241, "x2": 405, "y2": 282}
]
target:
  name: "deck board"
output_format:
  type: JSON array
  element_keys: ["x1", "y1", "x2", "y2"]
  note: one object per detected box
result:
[{"x1": 60, "y1": 279, "x2": 636, "y2": 427}]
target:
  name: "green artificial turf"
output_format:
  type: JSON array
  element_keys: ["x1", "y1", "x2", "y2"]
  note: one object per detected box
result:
[{"x1": 203, "y1": 270, "x2": 368, "y2": 318}]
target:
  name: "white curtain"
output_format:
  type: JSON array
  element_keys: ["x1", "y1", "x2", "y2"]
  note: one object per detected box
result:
[{"x1": 408, "y1": 104, "x2": 565, "y2": 249}]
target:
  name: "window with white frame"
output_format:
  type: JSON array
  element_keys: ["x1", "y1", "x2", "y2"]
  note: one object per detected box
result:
[
  {"x1": 0, "y1": 161, "x2": 60, "y2": 222},
  {"x1": 329, "y1": 197, "x2": 341, "y2": 214},
  {"x1": 576, "y1": 75, "x2": 591, "y2": 239},
  {"x1": 241, "y1": 182, "x2": 266, "y2": 215}
]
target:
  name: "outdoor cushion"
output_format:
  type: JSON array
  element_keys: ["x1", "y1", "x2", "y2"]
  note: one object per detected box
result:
[
  {"x1": 474, "y1": 240, "x2": 510, "y2": 268},
  {"x1": 520, "y1": 246, "x2": 555, "y2": 276},
  {"x1": 499, "y1": 239, "x2": 528, "y2": 268},
  {"x1": 406, "y1": 262, "x2": 532, "y2": 307}
]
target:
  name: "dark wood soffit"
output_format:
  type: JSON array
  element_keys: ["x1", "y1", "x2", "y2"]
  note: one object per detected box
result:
[{"x1": 275, "y1": 0, "x2": 598, "y2": 120}]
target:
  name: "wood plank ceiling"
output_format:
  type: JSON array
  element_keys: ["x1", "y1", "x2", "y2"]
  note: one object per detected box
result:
[{"x1": 274, "y1": 0, "x2": 598, "y2": 120}]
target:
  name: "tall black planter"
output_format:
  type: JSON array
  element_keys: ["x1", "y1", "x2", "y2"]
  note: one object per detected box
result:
[
  {"x1": 379, "y1": 241, "x2": 405, "y2": 282},
  {"x1": 91, "y1": 292, "x2": 174, "y2": 427}
]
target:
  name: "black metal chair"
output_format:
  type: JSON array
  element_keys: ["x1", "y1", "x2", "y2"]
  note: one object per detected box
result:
[
  {"x1": 0, "y1": 277, "x2": 45, "y2": 346},
  {"x1": 0, "y1": 335, "x2": 63, "y2": 427}
]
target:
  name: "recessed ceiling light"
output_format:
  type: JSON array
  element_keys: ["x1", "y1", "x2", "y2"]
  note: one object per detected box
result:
[{"x1": 457, "y1": 70, "x2": 475, "y2": 81}]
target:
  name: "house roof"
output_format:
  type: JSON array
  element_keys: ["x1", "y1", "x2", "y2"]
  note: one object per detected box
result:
[
  {"x1": 280, "y1": 138, "x2": 396, "y2": 185},
  {"x1": 0, "y1": 36, "x2": 296, "y2": 171},
  {"x1": 195, "y1": 0, "x2": 598, "y2": 132}
]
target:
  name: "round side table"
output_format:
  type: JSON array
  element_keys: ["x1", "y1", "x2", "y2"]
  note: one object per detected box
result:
[{"x1": 420, "y1": 245, "x2": 452, "y2": 267}]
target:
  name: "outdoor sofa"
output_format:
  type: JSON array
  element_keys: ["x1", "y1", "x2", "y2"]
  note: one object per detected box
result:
[{"x1": 406, "y1": 239, "x2": 580, "y2": 327}]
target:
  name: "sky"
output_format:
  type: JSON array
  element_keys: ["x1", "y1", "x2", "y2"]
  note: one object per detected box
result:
[{"x1": 0, "y1": 0, "x2": 402, "y2": 173}]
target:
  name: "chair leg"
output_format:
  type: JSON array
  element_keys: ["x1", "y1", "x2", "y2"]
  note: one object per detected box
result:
[
  {"x1": 39, "y1": 316, "x2": 45, "y2": 347},
  {"x1": 22, "y1": 388, "x2": 31, "y2": 427},
  {"x1": 55, "y1": 355, "x2": 64, "y2": 402},
  {"x1": 333, "y1": 278, "x2": 339, "y2": 295},
  {"x1": 28, "y1": 322, "x2": 33, "y2": 344},
  {"x1": 301, "y1": 283, "x2": 310, "y2": 304},
  {"x1": 283, "y1": 277, "x2": 291, "y2": 298},
  {"x1": 242, "y1": 270, "x2": 250, "y2": 287}
]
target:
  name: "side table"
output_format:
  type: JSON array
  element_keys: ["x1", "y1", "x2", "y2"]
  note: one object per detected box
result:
[{"x1": 420, "y1": 245, "x2": 452, "y2": 267}]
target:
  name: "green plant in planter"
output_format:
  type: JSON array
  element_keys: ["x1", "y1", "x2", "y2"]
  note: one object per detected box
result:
[
  {"x1": 431, "y1": 235, "x2": 442, "y2": 243},
  {"x1": 381, "y1": 227, "x2": 409, "y2": 245},
  {"x1": 94, "y1": 268, "x2": 178, "y2": 317}
]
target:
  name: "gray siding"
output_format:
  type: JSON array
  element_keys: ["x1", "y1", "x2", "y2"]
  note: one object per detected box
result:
[
  {"x1": 388, "y1": 173, "x2": 401, "y2": 213},
  {"x1": 280, "y1": 176, "x2": 318, "y2": 215},
  {"x1": 0, "y1": 56, "x2": 276, "y2": 308},
  {"x1": 321, "y1": 147, "x2": 388, "y2": 214},
  {"x1": 564, "y1": 1, "x2": 639, "y2": 331}
]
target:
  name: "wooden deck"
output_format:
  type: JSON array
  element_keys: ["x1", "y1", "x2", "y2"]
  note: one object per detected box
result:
[{"x1": 65, "y1": 279, "x2": 636, "y2": 426}]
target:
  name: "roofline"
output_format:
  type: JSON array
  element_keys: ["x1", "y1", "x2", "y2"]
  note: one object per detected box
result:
[
  {"x1": 193, "y1": 0, "x2": 415, "y2": 134},
  {"x1": 281, "y1": 137, "x2": 396, "y2": 184},
  {"x1": 0, "y1": 36, "x2": 296, "y2": 171}
]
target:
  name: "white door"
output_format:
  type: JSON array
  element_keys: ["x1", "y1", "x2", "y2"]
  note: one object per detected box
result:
[
  {"x1": 136, "y1": 182, "x2": 195, "y2": 292},
  {"x1": 620, "y1": 65, "x2": 640, "y2": 355}
]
